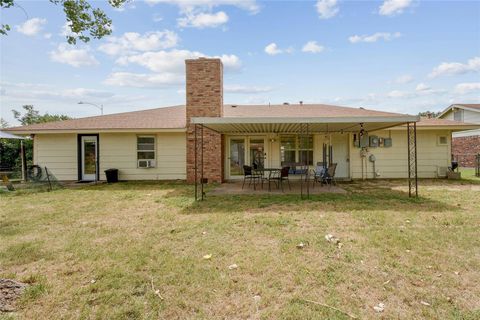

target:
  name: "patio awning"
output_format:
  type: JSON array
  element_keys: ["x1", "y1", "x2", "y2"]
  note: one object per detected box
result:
[
  {"x1": 0, "y1": 130, "x2": 25, "y2": 139},
  {"x1": 191, "y1": 115, "x2": 420, "y2": 134}
]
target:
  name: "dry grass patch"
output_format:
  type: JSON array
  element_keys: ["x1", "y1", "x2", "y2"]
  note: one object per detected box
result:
[{"x1": 1, "y1": 176, "x2": 479, "y2": 319}]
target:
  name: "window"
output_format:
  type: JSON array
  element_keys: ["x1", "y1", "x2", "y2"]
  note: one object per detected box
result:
[
  {"x1": 437, "y1": 135, "x2": 448, "y2": 146},
  {"x1": 280, "y1": 135, "x2": 296, "y2": 164},
  {"x1": 137, "y1": 136, "x2": 156, "y2": 167},
  {"x1": 280, "y1": 135, "x2": 313, "y2": 165},
  {"x1": 453, "y1": 109, "x2": 463, "y2": 122}
]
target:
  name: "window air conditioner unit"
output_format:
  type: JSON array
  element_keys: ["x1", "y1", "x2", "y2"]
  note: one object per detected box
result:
[{"x1": 138, "y1": 160, "x2": 155, "y2": 168}]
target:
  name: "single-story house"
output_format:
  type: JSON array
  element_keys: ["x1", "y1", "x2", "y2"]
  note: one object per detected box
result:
[
  {"x1": 5, "y1": 58, "x2": 480, "y2": 183},
  {"x1": 438, "y1": 103, "x2": 480, "y2": 167}
]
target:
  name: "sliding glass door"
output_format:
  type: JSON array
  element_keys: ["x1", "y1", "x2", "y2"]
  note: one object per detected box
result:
[{"x1": 228, "y1": 137, "x2": 266, "y2": 179}]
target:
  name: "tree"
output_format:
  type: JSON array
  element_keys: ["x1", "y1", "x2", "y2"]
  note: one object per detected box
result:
[
  {"x1": 12, "y1": 105, "x2": 71, "y2": 126},
  {"x1": 0, "y1": 117, "x2": 9, "y2": 128},
  {"x1": 1, "y1": 0, "x2": 128, "y2": 44},
  {"x1": 418, "y1": 111, "x2": 441, "y2": 118},
  {"x1": 0, "y1": 106, "x2": 72, "y2": 173}
]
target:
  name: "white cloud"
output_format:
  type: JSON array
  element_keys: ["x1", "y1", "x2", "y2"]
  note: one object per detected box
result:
[
  {"x1": 98, "y1": 30, "x2": 179, "y2": 56},
  {"x1": 145, "y1": 1, "x2": 258, "y2": 31},
  {"x1": 217, "y1": 54, "x2": 242, "y2": 70},
  {"x1": 113, "y1": 1, "x2": 136, "y2": 11},
  {"x1": 454, "y1": 82, "x2": 480, "y2": 94},
  {"x1": 302, "y1": 41, "x2": 325, "y2": 53},
  {"x1": 50, "y1": 44, "x2": 99, "y2": 67},
  {"x1": 415, "y1": 83, "x2": 430, "y2": 92},
  {"x1": 15, "y1": 18, "x2": 47, "y2": 36},
  {"x1": 104, "y1": 72, "x2": 183, "y2": 88},
  {"x1": 387, "y1": 90, "x2": 409, "y2": 98},
  {"x1": 349, "y1": 32, "x2": 402, "y2": 43},
  {"x1": 394, "y1": 74, "x2": 414, "y2": 84},
  {"x1": 316, "y1": 0, "x2": 339, "y2": 19},
  {"x1": 116, "y1": 49, "x2": 241, "y2": 73},
  {"x1": 59, "y1": 21, "x2": 81, "y2": 38},
  {"x1": 116, "y1": 49, "x2": 202, "y2": 72},
  {"x1": 224, "y1": 85, "x2": 272, "y2": 94},
  {"x1": 0, "y1": 82, "x2": 114, "y2": 100},
  {"x1": 178, "y1": 11, "x2": 228, "y2": 28},
  {"x1": 264, "y1": 43, "x2": 283, "y2": 55},
  {"x1": 429, "y1": 57, "x2": 480, "y2": 78},
  {"x1": 108, "y1": 49, "x2": 241, "y2": 88},
  {"x1": 379, "y1": 0, "x2": 412, "y2": 16},
  {"x1": 387, "y1": 83, "x2": 444, "y2": 99},
  {"x1": 145, "y1": 0, "x2": 260, "y2": 14}
]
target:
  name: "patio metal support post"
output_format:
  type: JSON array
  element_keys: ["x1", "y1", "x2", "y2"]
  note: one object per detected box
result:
[
  {"x1": 407, "y1": 122, "x2": 418, "y2": 197},
  {"x1": 299, "y1": 123, "x2": 310, "y2": 200},
  {"x1": 201, "y1": 124, "x2": 205, "y2": 201},
  {"x1": 300, "y1": 123, "x2": 304, "y2": 199},
  {"x1": 20, "y1": 140, "x2": 27, "y2": 182},
  {"x1": 194, "y1": 124, "x2": 198, "y2": 201},
  {"x1": 306, "y1": 123, "x2": 310, "y2": 199}
]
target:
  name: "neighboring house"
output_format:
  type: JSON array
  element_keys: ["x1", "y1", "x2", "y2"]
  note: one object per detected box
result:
[
  {"x1": 5, "y1": 58, "x2": 480, "y2": 182},
  {"x1": 438, "y1": 104, "x2": 480, "y2": 167}
]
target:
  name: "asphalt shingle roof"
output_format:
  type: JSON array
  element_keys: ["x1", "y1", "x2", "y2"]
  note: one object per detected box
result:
[{"x1": 6, "y1": 103, "x2": 477, "y2": 132}]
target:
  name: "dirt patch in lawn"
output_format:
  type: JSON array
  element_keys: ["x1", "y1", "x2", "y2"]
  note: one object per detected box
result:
[{"x1": 0, "y1": 279, "x2": 27, "y2": 312}]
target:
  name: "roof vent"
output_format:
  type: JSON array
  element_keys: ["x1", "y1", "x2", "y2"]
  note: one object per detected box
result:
[{"x1": 283, "y1": 102, "x2": 290, "y2": 105}]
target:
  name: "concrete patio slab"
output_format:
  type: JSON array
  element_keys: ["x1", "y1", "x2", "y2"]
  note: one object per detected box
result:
[{"x1": 208, "y1": 181, "x2": 347, "y2": 195}]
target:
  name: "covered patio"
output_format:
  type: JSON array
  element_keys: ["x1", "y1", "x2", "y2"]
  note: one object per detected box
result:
[{"x1": 191, "y1": 114, "x2": 420, "y2": 200}]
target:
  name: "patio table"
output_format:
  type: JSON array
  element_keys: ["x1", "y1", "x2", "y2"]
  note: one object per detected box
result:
[{"x1": 253, "y1": 168, "x2": 282, "y2": 191}]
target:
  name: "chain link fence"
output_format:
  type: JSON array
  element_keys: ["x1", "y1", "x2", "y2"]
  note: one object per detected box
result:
[{"x1": 1, "y1": 165, "x2": 63, "y2": 192}]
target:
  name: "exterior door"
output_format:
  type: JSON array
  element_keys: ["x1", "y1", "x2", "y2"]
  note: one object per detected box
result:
[
  {"x1": 228, "y1": 138, "x2": 246, "y2": 177},
  {"x1": 81, "y1": 136, "x2": 98, "y2": 181},
  {"x1": 249, "y1": 138, "x2": 266, "y2": 169},
  {"x1": 227, "y1": 137, "x2": 267, "y2": 179}
]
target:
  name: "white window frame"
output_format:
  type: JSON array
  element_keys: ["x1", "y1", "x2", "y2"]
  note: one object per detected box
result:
[
  {"x1": 280, "y1": 134, "x2": 314, "y2": 165},
  {"x1": 453, "y1": 109, "x2": 463, "y2": 122},
  {"x1": 437, "y1": 135, "x2": 448, "y2": 146},
  {"x1": 137, "y1": 135, "x2": 156, "y2": 168}
]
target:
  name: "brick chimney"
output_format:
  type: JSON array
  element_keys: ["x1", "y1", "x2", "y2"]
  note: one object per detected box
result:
[{"x1": 185, "y1": 58, "x2": 224, "y2": 183}]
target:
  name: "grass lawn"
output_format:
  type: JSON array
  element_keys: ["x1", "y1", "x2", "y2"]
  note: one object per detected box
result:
[{"x1": 1, "y1": 174, "x2": 479, "y2": 319}]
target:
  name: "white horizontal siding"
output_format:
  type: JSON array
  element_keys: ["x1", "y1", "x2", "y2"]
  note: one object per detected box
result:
[
  {"x1": 99, "y1": 132, "x2": 186, "y2": 180},
  {"x1": 350, "y1": 130, "x2": 451, "y2": 179},
  {"x1": 464, "y1": 109, "x2": 480, "y2": 124},
  {"x1": 33, "y1": 132, "x2": 187, "y2": 181},
  {"x1": 34, "y1": 134, "x2": 78, "y2": 180}
]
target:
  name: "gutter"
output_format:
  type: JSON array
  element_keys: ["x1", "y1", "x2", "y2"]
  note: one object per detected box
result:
[{"x1": 2, "y1": 128, "x2": 188, "y2": 134}]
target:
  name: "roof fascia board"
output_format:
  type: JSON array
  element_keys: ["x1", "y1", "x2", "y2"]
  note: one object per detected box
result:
[
  {"x1": 389, "y1": 125, "x2": 480, "y2": 131},
  {"x1": 191, "y1": 115, "x2": 419, "y2": 124},
  {"x1": 439, "y1": 104, "x2": 480, "y2": 118},
  {"x1": 3, "y1": 128, "x2": 187, "y2": 134}
]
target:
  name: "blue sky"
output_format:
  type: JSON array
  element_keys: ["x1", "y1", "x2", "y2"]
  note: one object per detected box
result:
[{"x1": 1, "y1": 0, "x2": 479, "y2": 125}]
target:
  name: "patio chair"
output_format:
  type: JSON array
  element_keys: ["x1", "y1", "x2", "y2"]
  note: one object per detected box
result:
[
  {"x1": 312, "y1": 163, "x2": 326, "y2": 188},
  {"x1": 242, "y1": 165, "x2": 262, "y2": 189},
  {"x1": 269, "y1": 166, "x2": 291, "y2": 192},
  {"x1": 321, "y1": 163, "x2": 337, "y2": 187}
]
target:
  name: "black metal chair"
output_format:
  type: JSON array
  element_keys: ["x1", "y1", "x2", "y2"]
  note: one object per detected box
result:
[
  {"x1": 242, "y1": 165, "x2": 262, "y2": 189},
  {"x1": 322, "y1": 163, "x2": 337, "y2": 187},
  {"x1": 269, "y1": 166, "x2": 291, "y2": 192}
]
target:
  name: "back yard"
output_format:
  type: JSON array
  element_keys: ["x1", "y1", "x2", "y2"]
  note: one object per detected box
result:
[{"x1": 1, "y1": 172, "x2": 479, "y2": 319}]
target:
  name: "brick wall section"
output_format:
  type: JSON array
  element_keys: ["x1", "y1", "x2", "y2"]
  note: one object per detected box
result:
[
  {"x1": 452, "y1": 135, "x2": 480, "y2": 167},
  {"x1": 185, "y1": 58, "x2": 224, "y2": 183}
]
